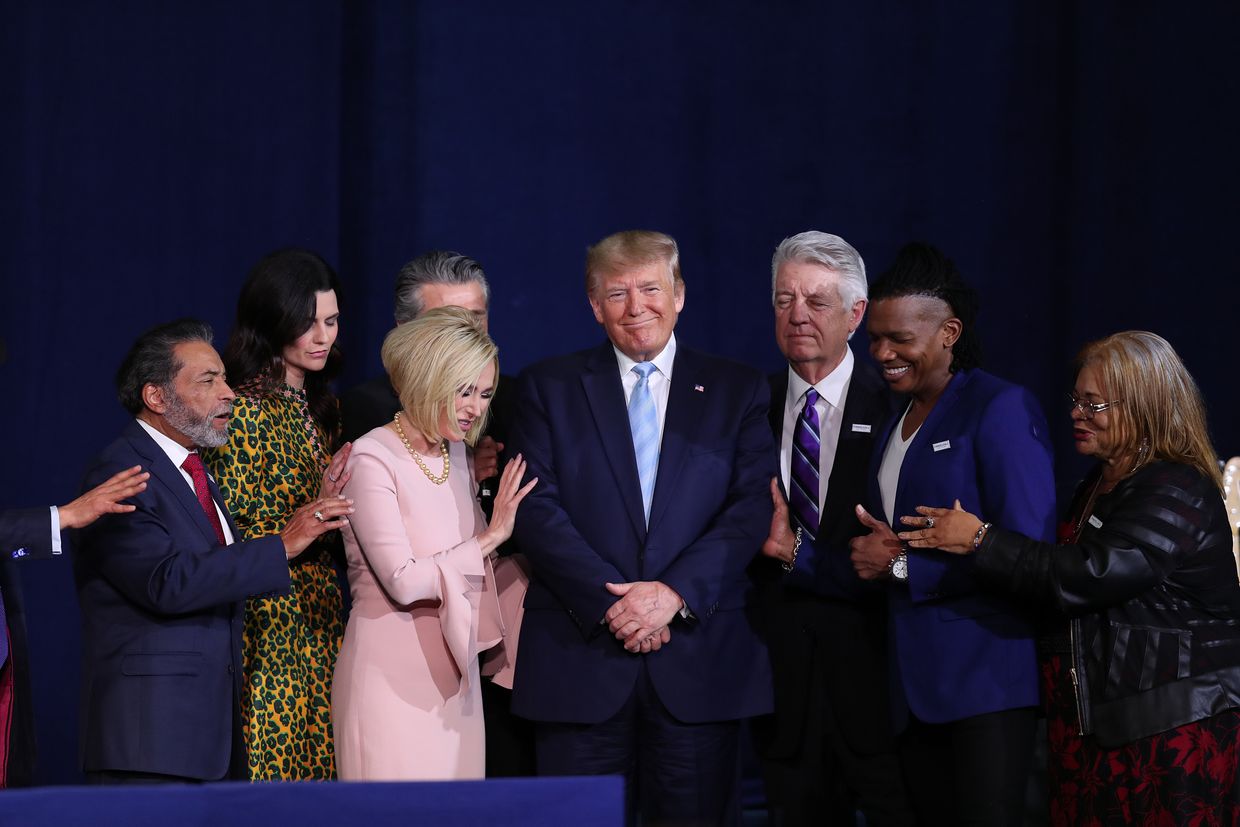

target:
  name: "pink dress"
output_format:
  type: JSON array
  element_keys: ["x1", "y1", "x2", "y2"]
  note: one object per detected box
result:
[{"x1": 332, "y1": 427, "x2": 507, "y2": 781}]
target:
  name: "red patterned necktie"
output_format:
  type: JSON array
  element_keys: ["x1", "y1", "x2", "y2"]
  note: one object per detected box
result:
[{"x1": 181, "y1": 453, "x2": 227, "y2": 545}]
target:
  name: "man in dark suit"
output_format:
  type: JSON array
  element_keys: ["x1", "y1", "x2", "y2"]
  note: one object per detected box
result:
[
  {"x1": 340, "y1": 250, "x2": 508, "y2": 465},
  {"x1": 751, "y1": 232, "x2": 913, "y2": 826},
  {"x1": 0, "y1": 466, "x2": 148, "y2": 786},
  {"x1": 338, "y1": 250, "x2": 531, "y2": 776},
  {"x1": 73, "y1": 318, "x2": 352, "y2": 783},
  {"x1": 509, "y1": 230, "x2": 774, "y2": 826}
]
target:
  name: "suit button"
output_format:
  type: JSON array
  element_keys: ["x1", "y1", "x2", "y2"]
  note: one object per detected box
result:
[{"x1": 227, "y1": 664, "x2": 235, "y2": 674}]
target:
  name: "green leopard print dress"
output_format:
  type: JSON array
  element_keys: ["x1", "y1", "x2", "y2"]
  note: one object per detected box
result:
[{"x1": 204, "y1": 382, "x2": 345, "y2": 780}]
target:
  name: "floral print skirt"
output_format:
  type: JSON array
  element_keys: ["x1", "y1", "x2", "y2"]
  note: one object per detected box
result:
[{"x1": 1042, "y1": 653, "x2": 1240, "y2": 826}]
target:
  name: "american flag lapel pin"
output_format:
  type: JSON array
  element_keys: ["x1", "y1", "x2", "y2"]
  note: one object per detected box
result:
[{"x1": 694, "y1": 384, "x2": 705, "y2": 392}]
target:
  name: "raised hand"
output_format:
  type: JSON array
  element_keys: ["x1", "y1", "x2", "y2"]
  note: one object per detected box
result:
[
  {"x1": 478, "y1": 453, "x2": 537, "y2": 554},
  {"x1": 59, "y1": 466, "x2": 150, "y2": 530},
  {"x1": 760, "y1": 477, "x2": 797, "y2": 567},
  {"x1": 849, "y1": 504, "x2": 902, "y2": 580},
  {"x1": 898, "y1": 499, "x2": 982, "y2": 554}
]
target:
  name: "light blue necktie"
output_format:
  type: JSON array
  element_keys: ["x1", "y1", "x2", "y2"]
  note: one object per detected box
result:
[{"x1": 628, "y1": 362, "x2": 660, "y2": 523}]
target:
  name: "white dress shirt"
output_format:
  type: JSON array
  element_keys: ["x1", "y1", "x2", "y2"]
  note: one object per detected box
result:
[
  {"x1": 136, "y1": 418, "x2": 235, "y2": 545},
  {"x1": 780, "y1": 348, "x2": 854, "y2": 513},
  {"x1": 48, "y1": 506, "x2": 63, "y2": 555},
  {"x1": 612, "y1": 335, "x2": 688, "y2": 615},
  {"x1": 614, "y1": 333, "x2": 677, "y2": 449}
]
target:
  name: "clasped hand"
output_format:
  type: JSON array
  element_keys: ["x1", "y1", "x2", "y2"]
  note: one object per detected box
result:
[{"x1": 604, "y1": 581, "x2": 680, "y2": 654}]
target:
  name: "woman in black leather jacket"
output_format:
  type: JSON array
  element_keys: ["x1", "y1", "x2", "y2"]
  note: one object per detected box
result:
[{"x1": 896, "y1": 330, "x2": 1240, "y2": 826}]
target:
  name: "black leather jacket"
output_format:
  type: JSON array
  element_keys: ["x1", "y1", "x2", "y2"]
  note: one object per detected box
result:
[{"x1": 975, "y1": 461, "x2": 1240, "y2": 747}]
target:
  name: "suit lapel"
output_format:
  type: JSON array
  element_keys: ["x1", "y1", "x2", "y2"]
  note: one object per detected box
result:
[
  {"x1": 821, "y1": 363, "x2": 889, "y2": 541},
  {"x1": 894, "y1": 370, "x2": 970, "y2": 510},
  {"x1": 581, "y1": 344, "x2": 648, "y2": 540},
  {"x1": 125, "y1": 420, "x2": 228, "y2": 548},
  {"x1": 205, "y1": 473, "x2": 241, "y2": 542},
  {"x1": 767, "y1": 371, "x2": 790, "y2": 499},
  {"x1": 647, "y1": 347, "x2": 702, "y2": 533},
  {"x1": 767, "y1": 372, "x2": 788, "y2": 443}
]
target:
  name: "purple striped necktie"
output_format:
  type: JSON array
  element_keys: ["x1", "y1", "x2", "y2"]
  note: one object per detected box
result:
[{"x1": 789, "y1": 388, "x2": 821, "y2": 540}]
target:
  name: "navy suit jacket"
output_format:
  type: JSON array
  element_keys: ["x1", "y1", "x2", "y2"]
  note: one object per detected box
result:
[
  {"x1": 73, "y1": 420, "x2": 291, "y2": 780},
  {"x1": 509, "y1": 341, "x2": 775, "y2": 725},
  {"x1": 0, "y1": 508, "x2": 56, "y2": 786},
  {"x1": 754, "y1": 359, "x2": 901, "y2": 759},
  {"x1": 870, "y1": 369, "x2": 1056, "y2": 727}
]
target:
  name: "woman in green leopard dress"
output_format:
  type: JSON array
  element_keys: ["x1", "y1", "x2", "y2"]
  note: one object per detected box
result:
[{"x1": 204, "y1": 248, "x2": 352, "y2": 780}]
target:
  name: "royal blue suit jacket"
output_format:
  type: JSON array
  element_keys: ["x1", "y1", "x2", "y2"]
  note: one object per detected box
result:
[
  {"x1": 509, "y1": 341, "x2": 775, "y2": 725},
  {"x1": 73, "y1": 420, "x2": 291, "y2": 780},
  {"x1": 869, "y1": 369, "x2": 1056, "y2": 727}
]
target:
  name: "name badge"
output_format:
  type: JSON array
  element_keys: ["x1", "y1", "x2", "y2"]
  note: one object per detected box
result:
[
  {"x1": 932, "y1": 440, "x2": 951, "y2": 452},
  {"x1": 851, "y1": 423, "x2": 872, "y2": 433},
  {"x1": 1087, "y1": 515, "x2": 1103, "y2": 529}
]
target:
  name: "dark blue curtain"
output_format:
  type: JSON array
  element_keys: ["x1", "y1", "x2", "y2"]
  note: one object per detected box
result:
[{"x1": 2, "y1": 0, "x2": 1237, "y2": 784}]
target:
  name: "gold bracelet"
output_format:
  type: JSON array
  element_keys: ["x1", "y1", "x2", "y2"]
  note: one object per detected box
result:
[{"x1": 782, "y1": 526, "x2": 803, "y2": 573}]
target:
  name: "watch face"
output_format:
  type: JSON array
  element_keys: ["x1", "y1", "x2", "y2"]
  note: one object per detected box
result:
[{"x1": 892, "y1": 554, "x2": 909, "y2": 581}]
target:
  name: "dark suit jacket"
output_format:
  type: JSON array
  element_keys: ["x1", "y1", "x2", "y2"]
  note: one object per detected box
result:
[
  {"x1": 753, "y1": 359, "x2": 900, "y2": 760},
  {"x1": 73, "y1": 420, "x2": 291, "y2": 780},
  {"x1": 509, "y1": 341, "x2": 775, "y2": 725},
  {"x1": 0, "y1": 508, "x2": 56, "y2": 786},
  {"x1": 339, "y1": 375, "x2": 400, "y2": 445},
  {"x1": 869, "y1": 369, "x2": 1056, "y2": 727}
]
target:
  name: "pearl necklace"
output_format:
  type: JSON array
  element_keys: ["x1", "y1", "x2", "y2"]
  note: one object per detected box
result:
[{"x1": 393, "y1": 412, "x2": 450, "y2": 485}]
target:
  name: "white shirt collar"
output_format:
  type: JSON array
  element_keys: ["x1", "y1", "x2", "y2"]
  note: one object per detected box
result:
[
  {"x1": 787, "y1": 346, "x2": 853, "y2": 409},
  {"x1": 136, "y1": 417, "x2": 195, "y2": 470},
  {"x1": 613, "y1": 332, "x2": 677, "y2": 380}
]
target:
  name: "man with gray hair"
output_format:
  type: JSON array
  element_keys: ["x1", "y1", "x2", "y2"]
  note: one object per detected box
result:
[
  {"x1": 752, "y1": 232, "x2": 913, "y2": 825},
  {"x1": 340, "y1": 251, "x2": 493, "y2": 443},
  {"x1": 75, "y1": 318, "x2": 351, "y2": 782}
]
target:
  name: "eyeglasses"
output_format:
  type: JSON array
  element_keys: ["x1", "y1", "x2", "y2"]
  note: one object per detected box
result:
[{"x1": 1069, "y1": 392, "x2": 1122, "y2": 420}]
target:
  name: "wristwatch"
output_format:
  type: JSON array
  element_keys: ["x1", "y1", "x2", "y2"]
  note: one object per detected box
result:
[{"x1": 889, "y1": 550, "x2": 909, "y2": 582}]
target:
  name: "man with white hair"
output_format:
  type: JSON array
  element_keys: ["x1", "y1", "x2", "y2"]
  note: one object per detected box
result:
[{"x1": 753, "y1": 232, "x2": 912, "y2": 826}]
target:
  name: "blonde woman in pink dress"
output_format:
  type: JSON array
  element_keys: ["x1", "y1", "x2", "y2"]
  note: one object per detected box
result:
[{"x1": 332, "y1": 306, "x2": 535, "y2": 780}]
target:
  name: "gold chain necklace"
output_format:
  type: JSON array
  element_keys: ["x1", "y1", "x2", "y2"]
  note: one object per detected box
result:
[{"x1": 393, "y1": 412, "x2": 451, "y2": 485}]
